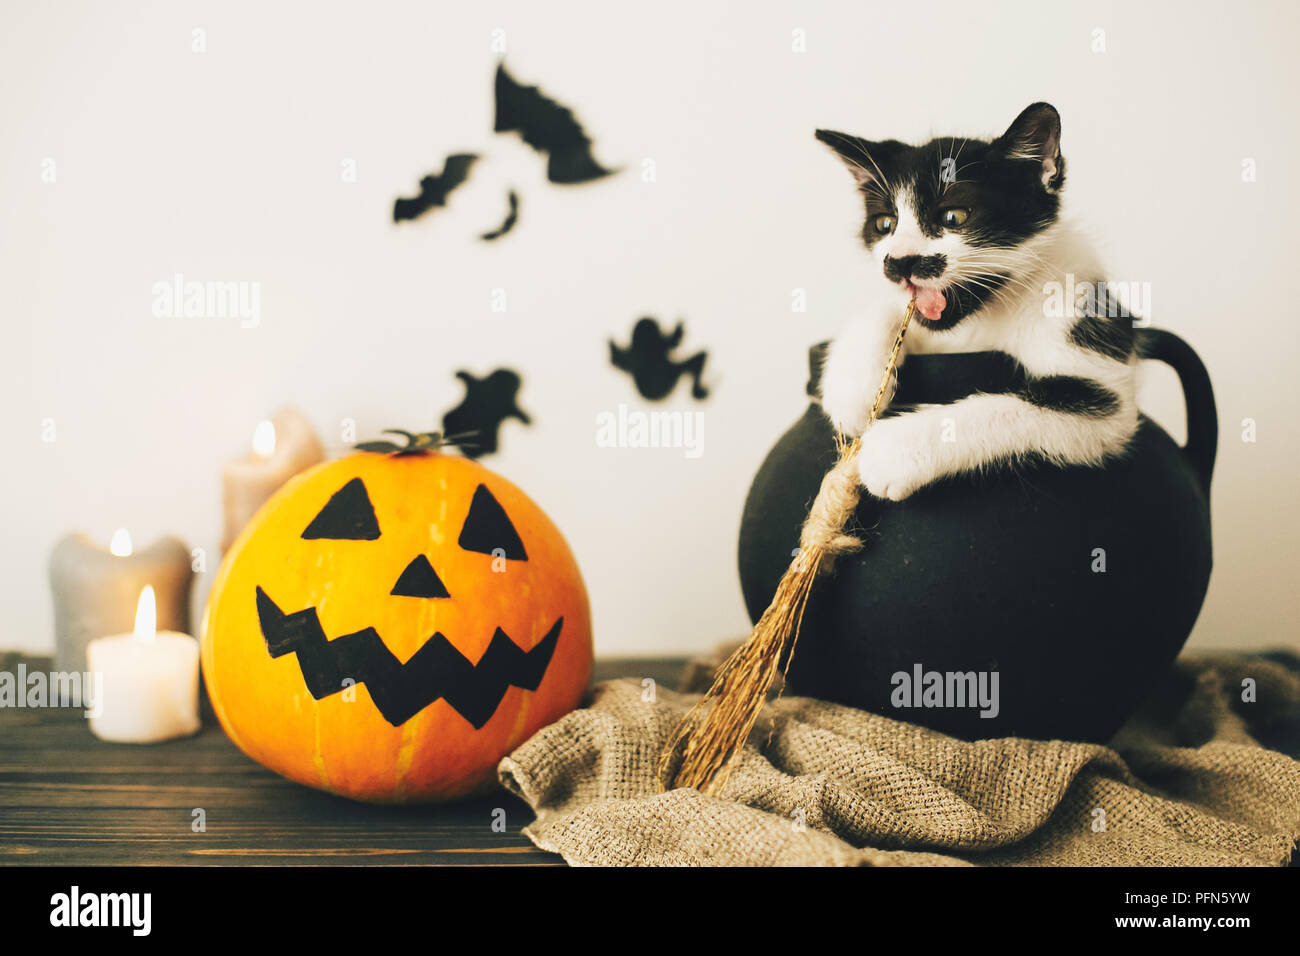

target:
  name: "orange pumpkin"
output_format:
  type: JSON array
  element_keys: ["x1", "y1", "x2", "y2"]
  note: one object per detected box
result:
[{"x1": 201, "y1": 447, "x2": 592, "y2": 803}]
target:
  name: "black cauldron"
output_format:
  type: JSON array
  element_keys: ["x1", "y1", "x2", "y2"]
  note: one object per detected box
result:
[{"x1": 737, "y1": 329, "x2": 1216, "y2": 743}]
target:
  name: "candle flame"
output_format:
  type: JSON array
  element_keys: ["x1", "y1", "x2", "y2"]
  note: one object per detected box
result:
[
  {"x1": 252, "y1": 420, "x2": 276, "y2": 458},
  {"x1": 109, "y1": 528, "x2": 133, "y2": 557},
  {"x1": 134, "y1": 585, "x2": 157, "y2": 641}
]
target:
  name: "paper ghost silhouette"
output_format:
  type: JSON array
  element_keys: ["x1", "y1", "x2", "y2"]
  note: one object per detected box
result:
[
  {"x1": 610, "y1": 317, "x2": 709, "y2": 401},
  {"x1": 442, "y1": 369, "x2": 531, "y2": 458}
]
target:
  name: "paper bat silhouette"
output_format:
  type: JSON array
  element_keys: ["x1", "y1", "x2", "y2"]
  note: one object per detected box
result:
[
  {"x1": 480, "y1": 189, "x2": 519, "y2": 241},
  {"x1": 494, "y1": 63, "x2": 615, "y2": 184},
  {"x1": 393, "y1": 153, "x2": 479, "y2": 222}
]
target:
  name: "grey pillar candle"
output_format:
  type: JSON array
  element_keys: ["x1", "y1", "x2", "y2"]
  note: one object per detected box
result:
[
  {"x1": 49, "y1": 531, "x2": 194, "y2": 676},
  {"x1": 221, "y1": 406, "x2": 325, "y2": 552}
]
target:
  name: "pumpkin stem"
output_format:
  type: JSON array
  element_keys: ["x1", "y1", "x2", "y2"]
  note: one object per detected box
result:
[{"x1": 354, "y1": 429, "x2": 478, "y2": 457}]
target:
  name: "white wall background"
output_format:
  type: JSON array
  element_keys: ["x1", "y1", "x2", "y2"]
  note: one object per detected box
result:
[{"x1": 3, "y1": 0, "x2": 1297, "y2": 656}]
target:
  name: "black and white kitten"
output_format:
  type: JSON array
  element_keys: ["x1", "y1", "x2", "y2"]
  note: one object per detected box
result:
[{"x1": 817, "y1": 102, "x2": 1139, "y2": 500}]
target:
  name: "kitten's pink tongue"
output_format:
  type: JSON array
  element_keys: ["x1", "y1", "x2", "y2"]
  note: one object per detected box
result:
[{"x1": 914, "y1": 287, "x2": 947, "y2": 322}]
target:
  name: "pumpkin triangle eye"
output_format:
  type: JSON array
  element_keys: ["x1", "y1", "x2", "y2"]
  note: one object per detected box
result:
[
  {"x1": 391, "y1": 554, "x2": 451, "y2": 598},
  {"x1": 458, "y1": 484, "x2": 527, "y2": 560},
  {"x1": 301, "y1": 477, "x2": 381, "y2": 540}
]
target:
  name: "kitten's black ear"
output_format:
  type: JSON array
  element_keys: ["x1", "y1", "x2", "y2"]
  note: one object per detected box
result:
[
  {"x1": 995, "y1": 102, "x2": 1064, "y2": 192},
  {"x1": 815, "y1": 129, "x2": 883, "y2": 189}
]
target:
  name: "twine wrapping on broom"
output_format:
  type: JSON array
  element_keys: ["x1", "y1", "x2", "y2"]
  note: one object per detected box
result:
[{"x1": 658, "y1": 300, "x2": 916, "y2": 795}]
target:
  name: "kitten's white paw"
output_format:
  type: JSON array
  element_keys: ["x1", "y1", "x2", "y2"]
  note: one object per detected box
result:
[
  {"x1": 857, "y1": 417, "x2": 939, "y2": 501},
  {"x1": 819, "y1": 316, "x2": 902, "y2": 438},
  {"x1": 820, "y1": 368, "x2": 875, "y2": 438}
]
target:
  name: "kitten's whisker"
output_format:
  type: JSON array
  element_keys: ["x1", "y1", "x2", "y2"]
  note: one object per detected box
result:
[
  {"x1": 949, "y1": 274, "x2": 1023, "y2": 313},
  {"x1": 828, "y1": 132, "x2": 893, "y2": 194},
  {"x1": 947, "y1": 263, "x2": 1037, "y2": 290},
  {"x1": 956, "y1": 247, "x2": 1051, "y2": 266},
  {"x1": 953, "y1": 255, "x2": 1052, "y2": 284},
  {"x1": 952, "y1": 136, "x2": 969, "y2": 168},
  {"x1": 950, "y1": 260, "x2": 1042, "y2": 284},
  {"x1": 941, "y1": 141, "x2": 976, "y2": 192},
  {"x1": 947, "y1": 265, "x2": 1038, "y2": 304}
]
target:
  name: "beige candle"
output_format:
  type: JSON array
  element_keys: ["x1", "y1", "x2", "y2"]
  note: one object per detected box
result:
[
  {"x1": 86, "y1": 586, "x2": 201, "y2": 743},
  {"x1": 221, "y1": 407, "x2": 324, "y2": 551}
]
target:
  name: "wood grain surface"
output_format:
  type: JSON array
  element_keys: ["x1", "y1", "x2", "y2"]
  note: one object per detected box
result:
[{"x1": 0, "y1": 653, "x2": 686, "y2": 866}]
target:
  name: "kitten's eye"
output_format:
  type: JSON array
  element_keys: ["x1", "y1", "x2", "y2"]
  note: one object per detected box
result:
[
  {"x1": 941, "y1": 208, "x2": 969, "y2": 229},
  {"x1": 873, "y1": 215, "x2": 895, "y2": 235}
]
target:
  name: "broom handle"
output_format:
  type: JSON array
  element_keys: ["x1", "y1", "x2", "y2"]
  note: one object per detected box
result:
[
  {"x1": 799, "y1": 300, "x2": 914, "y2": 563},
  {"x1": 868, "y1": 300, "x2": 914, "y2": 427},
  {"x1": 660, "y1": 301, "x2": 915, "y2": 795}
]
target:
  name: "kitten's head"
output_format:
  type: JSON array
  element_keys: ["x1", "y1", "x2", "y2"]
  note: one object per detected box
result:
[{"x1": 816, "y1": 102, "x2": 1064, "y2": 330}]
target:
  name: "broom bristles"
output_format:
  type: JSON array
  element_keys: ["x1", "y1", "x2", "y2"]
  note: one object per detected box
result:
[{"x1": 657, "y1": 301, "x2": 915, "y2": 796}]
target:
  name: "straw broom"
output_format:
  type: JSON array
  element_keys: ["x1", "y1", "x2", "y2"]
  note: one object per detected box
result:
[{"x1": 658, "y1": 299, "x2": 916, "y2": 795}]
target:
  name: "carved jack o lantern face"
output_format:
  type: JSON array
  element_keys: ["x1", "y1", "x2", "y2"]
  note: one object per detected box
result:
[{"x1": 201, "y1": 452, "x2": 592, "y2": 804}]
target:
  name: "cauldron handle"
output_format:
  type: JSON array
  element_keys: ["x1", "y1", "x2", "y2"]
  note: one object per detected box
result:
[{"x1": 1136, "y1": 327, "x2": 1218, "y2": 495}]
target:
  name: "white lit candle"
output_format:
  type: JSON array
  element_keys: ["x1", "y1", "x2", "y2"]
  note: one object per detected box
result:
[
  {"x1": 86, "y1": 586, "x2": 201, "y2": 743},
  {"x1": 109, "y1": 528, "x2": 133, "y2": 557}
]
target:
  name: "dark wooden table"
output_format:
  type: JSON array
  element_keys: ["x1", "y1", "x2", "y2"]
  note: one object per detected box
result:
[{"x1": 0, "y1": 655, "x2": 686, "y2": 866}]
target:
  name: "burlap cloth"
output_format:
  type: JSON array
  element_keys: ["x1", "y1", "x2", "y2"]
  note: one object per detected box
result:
[{"x1": 498, "y1": 650, "x2": 1300, "y2": 866}]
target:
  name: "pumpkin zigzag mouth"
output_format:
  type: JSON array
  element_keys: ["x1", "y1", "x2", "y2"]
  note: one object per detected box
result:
[{"x1": 254, "y1": 587, "x2": 561, "y2": 729}]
